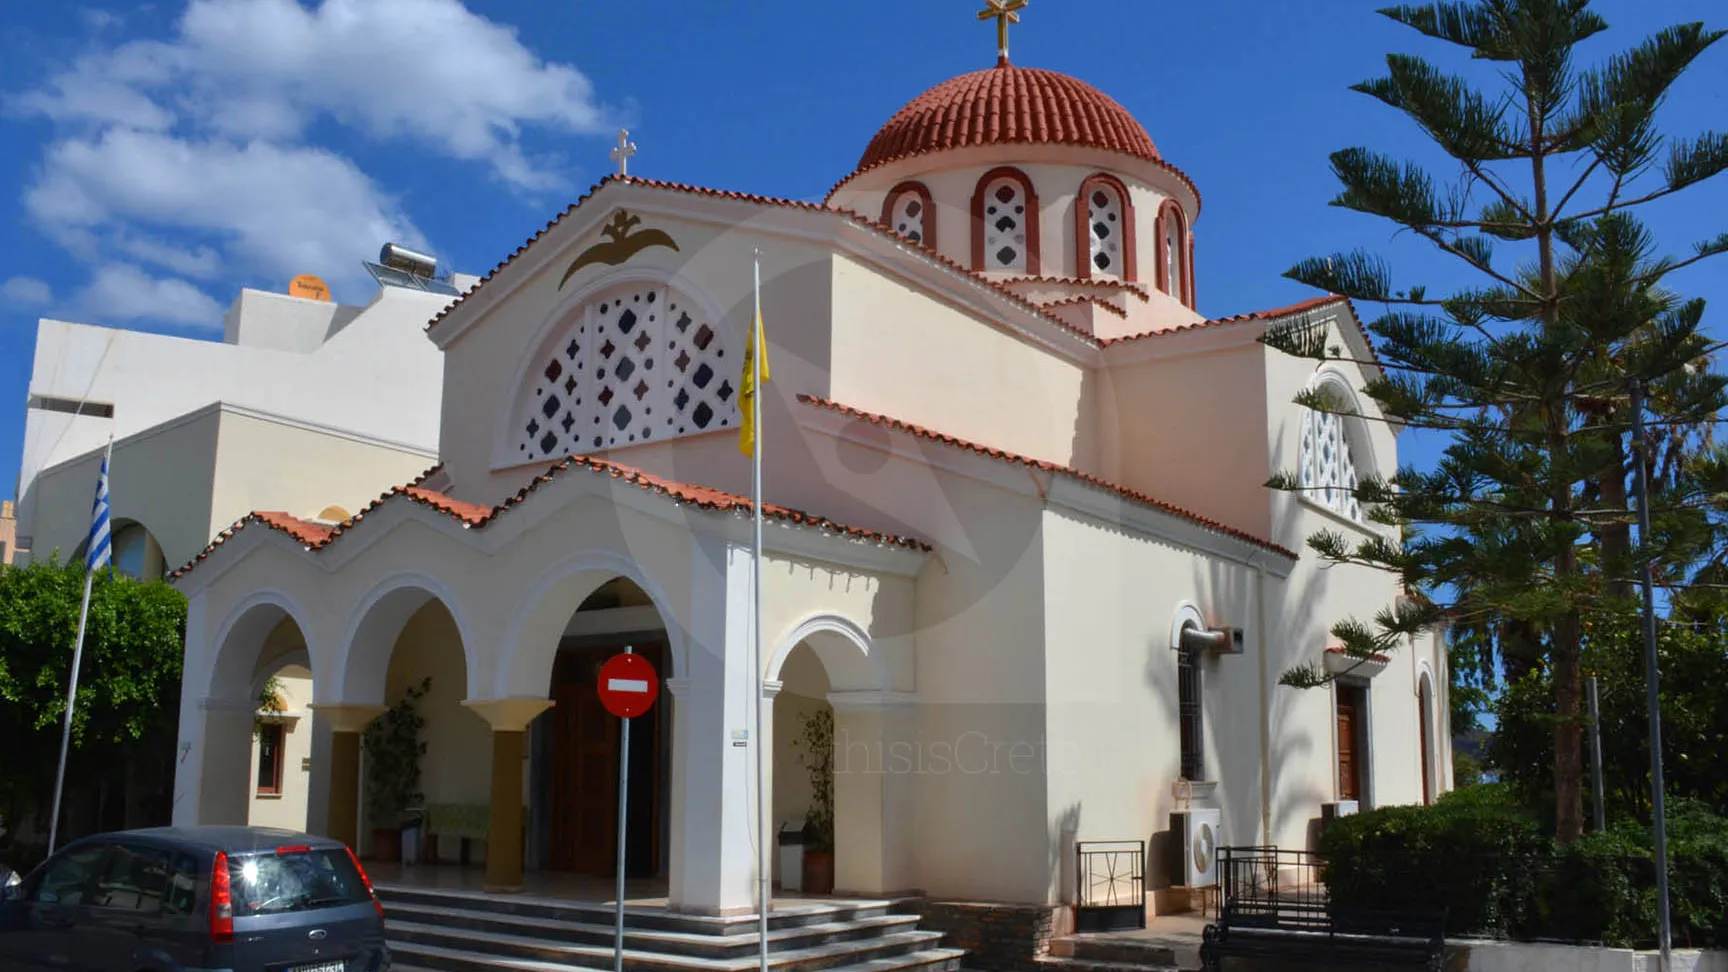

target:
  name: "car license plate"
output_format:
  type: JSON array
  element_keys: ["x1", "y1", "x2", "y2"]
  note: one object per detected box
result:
[{"x1": 290, "y1": 963, "x2": 344, "y2": 972}]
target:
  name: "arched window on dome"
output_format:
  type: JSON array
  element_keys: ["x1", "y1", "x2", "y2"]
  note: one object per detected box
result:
[
  {"x1": 1157, "y1": 200, "x2": 1188, "y2": 304},
  {"x1": 1076, "y1": 174, "x2": 1136, "y2": 281},
  {"x1": 971, "y1": 167, "x2": 1040, "y2": 274},
  {"x1": 510, "y1": 280, "x2": 737, "y2": 461},
  {"x1": 1298, "y1": 375, "x2": 1366, "y2": 522},
  {"x1": 881, "y1": 182, "x2": 936, "y2": 250}
]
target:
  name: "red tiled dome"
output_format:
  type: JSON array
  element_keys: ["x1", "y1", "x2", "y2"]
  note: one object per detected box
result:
[{"x1": 856, "y1": 64, "x2": 1160, "y2": 173}]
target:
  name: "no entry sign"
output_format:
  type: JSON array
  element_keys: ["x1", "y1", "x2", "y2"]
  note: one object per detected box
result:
[{"x1": 597, "y1": 652, "x2": 659, "y2": 719}]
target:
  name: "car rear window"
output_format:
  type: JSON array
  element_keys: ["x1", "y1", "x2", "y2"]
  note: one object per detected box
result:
[{"x1": 226, "y1": 848, "x2": 371, "y2": 917}]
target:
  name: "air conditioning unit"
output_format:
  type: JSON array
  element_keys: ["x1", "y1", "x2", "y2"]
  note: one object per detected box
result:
[
  {"x1": 1321, "y1": 800, "x2": 1360, "y2": 826},
  {"x1": 1169, "y1": 808, "x2": 1221, "y2": 888}
]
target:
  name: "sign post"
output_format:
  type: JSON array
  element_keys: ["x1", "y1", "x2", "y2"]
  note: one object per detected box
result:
[{"x1": 598, "y1": 649, "x2": 659, "y2": 972}]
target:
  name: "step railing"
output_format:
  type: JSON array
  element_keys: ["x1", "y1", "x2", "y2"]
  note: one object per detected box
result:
[{"x1": 1074, "y1": 840, "x2": 1146, "y2": 932}]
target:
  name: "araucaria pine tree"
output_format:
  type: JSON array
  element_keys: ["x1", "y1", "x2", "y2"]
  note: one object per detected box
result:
[{"x1": 1263, "y1": 0, "x2": 1728, "y2": 843}]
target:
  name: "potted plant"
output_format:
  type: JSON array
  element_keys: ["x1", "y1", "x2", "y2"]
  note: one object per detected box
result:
[
  {"x1": 793, "y1": 707, "x2": 835, "y2": 894},
  {"x1": 362, "y1": 677, "x2": 430, "y2": 862}
]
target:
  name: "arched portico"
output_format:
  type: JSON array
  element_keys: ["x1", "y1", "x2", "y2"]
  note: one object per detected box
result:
[
  {"x1": 177, "y1": 591, "x2": 320, "y2": 829},
  {"x1": 768, "y1": 614, "x2": 914, "y2": 897},
  {"x1": 319, "y1": 576, "x2": 482, "y2": 866}
]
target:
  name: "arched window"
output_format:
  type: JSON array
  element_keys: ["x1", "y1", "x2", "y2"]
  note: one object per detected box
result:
[
  {"x1": 1418, "y1": 671, "x2": 1437, "y2": 804},
  {"x1": 512, "y1": 280, "x2": 736, "y2": 460},
  {"x1": 111, "y1": 522, "x2": 166, "y2": 581},
  {"x1": 1157, "y1": 201, "x2": 1187, "y2": 302},
  {"x1": 1077, "y1": 174, "x2": 1137, "y2": 281},
  {"x1": 882, "y1": 182, "x2": 935, "y2": 250},
  {"x1": 971, "y1": 167, "x2": 1040, "y2": 274},
  {"x1": 1298, "y1": 376, "x2": 1365, "y2": 522}
]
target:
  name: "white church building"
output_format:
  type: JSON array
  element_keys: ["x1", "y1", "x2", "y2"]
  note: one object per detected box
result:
[{"x1": 76, "y1": 32, "x2": 1447, "y2": 939}]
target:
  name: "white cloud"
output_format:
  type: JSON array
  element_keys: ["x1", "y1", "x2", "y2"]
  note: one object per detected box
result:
[
  {"x1": 22, "y1": 0, "x2": 611, "y2": 192},
  {"x1": 27, "y1": 130, "x2": 425, "y2": 290},
  {"x1": 76, "y1": 264, "x2": 225, "y2": 328},
  {"x1": 14, "y1": 0, "x2": 616, "y2": 313},
  {"x1": 2, "y1": 276, "x2": 53, "y2": 305}
]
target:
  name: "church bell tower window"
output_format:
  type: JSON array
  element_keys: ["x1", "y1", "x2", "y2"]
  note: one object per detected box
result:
[
  {"x1": 1077, "y1": 174, "x2": 1135, "y2": 281},
  {"x1": 882, "y1": 182, "x2": 935, "y2": 250},
  {"x1": 513, "y1": 282, "x2": 737, "y2": 460},
  {"x1": 971, "y1": 167, "x2": 1039, "y2": 274},
  {"x1": 1088, "y1": 186, "x2": 1123, "y2": 278}
]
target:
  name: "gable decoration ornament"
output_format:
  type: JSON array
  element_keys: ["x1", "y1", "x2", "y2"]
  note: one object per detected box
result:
[{"x1": 559, "y1": 210, "x2": 681, "y2": 289}]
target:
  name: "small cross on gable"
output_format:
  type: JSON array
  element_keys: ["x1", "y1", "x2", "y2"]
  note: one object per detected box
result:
[{"x1": 611, "y1": 129, "x2": 637, "y2": 177}]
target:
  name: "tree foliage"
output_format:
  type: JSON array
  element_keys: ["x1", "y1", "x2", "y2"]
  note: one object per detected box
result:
[
  {"x1": 0, "y1": 558, "x2": 187, "y2": 850},
  {"x1": 1262, "y1": 0, "x2": 1728, "y2": 843}
]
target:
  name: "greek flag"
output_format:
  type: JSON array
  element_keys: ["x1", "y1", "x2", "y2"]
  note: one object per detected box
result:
[{"x1": 86, "y1": 457, "x2": 111, "y2": 571}]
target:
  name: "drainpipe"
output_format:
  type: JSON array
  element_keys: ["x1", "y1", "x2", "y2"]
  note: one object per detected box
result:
[{"x1": 1253, "y1": 553, "x2": 1273, "y2": 847}]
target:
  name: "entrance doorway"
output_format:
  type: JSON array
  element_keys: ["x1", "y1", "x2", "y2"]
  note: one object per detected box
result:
[
  {"x1": 1336, "y1": 683, "x2": 1368, "y2": 804},
  {"x1": 545, "y1": 642, "x2": 667, "y2": 877}
]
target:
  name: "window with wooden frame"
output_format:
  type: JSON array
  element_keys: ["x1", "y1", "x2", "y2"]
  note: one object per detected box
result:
[{"x1": 256, "y1": 722, "x2": 286, "y2": 797}]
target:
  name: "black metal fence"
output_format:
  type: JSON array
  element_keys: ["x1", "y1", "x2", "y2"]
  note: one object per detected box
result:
[
  {"x1": 1075, "y1": 840, "x2": 1146, "y2": 932},
  {"x1": 1217, "y1": 846, "x2": 1330, "y2": 928}
]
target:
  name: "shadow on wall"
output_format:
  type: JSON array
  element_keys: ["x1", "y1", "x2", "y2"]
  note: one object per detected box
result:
[{"x1": 1052, "y1": 802, "x2": 1082, "y2": 905}]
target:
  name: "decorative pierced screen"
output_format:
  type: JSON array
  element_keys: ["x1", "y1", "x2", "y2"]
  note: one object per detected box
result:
[
  {"x1": 981, "y1": 177, "x2": 1029, "y2": 271},
  {"x1": 890, "y1": 191, "x2": 928, "y2": 245},
  {"x1": 513, "y1": 282, "x2": 736, "y2": 460},
  {"x1": 1299, "y1": 404, "x2": 1362, "y2": 521},
  {"x1": 1087, "y1": 185, "x2": 1124, "y2": 278}
]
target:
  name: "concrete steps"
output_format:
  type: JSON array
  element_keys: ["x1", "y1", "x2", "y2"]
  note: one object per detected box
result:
[
  {"x1": 1041, "y1": 936, "x2": 1187, "y2": 972},
  {"x1": 376, "y1": 886, "x2": 965, "y2": 972}
]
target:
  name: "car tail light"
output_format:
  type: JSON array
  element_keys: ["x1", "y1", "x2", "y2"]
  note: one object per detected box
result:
[
  {"x1": 344, "y1": 845, "x2": 384, "y2": 921},
  {"x1": 209, "y1": 852, "x2": 234, "y2": 943}
]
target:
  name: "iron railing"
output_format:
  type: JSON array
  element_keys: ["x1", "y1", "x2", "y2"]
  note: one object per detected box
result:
[
  {"x1": 1218, "y1": 846, "x2": 1329, "y2": 928},
  {"x1": 1075, "y1": 840, "x2": 1146, "y2": 932}
]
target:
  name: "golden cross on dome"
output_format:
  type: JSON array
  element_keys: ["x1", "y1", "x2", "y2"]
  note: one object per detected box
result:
[{"x1": 978, "y1": 0, "x2": 1028, "y2": 65}]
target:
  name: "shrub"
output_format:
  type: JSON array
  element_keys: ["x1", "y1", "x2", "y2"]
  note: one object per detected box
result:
[{"x1": 1318, "y1": 788, "x2": 1728, "y2": 948}]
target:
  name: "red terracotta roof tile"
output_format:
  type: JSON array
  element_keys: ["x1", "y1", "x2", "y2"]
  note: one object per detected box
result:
[
  {"x1": 837, "y1": 65, "x2": 1201, "y2": 209},
  {"x1": 1044, "y1": 294, "x2": 1128, "y2": 319},
  {"x1": 1102, "y1": 294, "x2": 1381, "y2": 368},
  {"x1": 998, "y1": 275, "x2": 1153, "y2": 300},
  {"x1": 858, "y1": 65, "x2": 1161, "y2": 169},
  {"x1": 172, "y1": 455, "x2": 928, "y2": 579},
  {"x1": 423, "y1": 175, "x2": 1096, "y2": 347},
  {"x1": 799, "y1": 396, "x2": 1297, "y2": 559}
]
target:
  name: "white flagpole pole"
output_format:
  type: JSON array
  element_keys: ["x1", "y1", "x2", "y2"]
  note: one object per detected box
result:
[
  {"x1": 753, "y1": 250, "x2": 770, "y2": 972},
  {"x1": 49, "y1": 435, "x2": 114, "y2": 854}
]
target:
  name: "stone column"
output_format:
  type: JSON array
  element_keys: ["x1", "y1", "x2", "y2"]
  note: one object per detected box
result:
[
  {"x1": 464, "y1": 698, "x2": 555, "y2": 893},
  {"x1": 829, "y1": 691, "x2": 918, "y2": 896},
  {"x1": 310, "y1": 704, "x2": 385, "y2": 850},
  {"x1": 667, "y1": 535, "x2": 760, "y2": 916}
]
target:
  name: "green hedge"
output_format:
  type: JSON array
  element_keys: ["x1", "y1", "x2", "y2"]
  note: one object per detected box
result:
[{"x1": 1317, "y1": 786, "x2": 1728, "y2": 948}]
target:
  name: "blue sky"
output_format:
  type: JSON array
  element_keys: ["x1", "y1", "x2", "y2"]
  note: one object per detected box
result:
[{"x1": 2, "y1": 0, "x2": 1725, "y2": 503}]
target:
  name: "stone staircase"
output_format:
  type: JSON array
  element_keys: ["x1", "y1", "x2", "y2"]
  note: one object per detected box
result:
[
  {"x1": 1040, "y1": 935, "x2": 1193, "y2": 972},
  {"x1": 376, "y1": 885, "x2": 965, "y2": 972}
]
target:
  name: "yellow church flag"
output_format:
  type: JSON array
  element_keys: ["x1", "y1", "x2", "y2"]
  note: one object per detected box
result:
[{"x1": 739, "y1": 308, "x2": 771, "y2": 457}]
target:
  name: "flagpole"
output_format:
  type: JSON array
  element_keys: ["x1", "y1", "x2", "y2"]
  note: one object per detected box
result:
[
  {"x1": 49, "y1": 436, "x2": 113, "y2": 854},
  {"x1": 752, "y1": 250, "x2": 771, "y2": 972}
]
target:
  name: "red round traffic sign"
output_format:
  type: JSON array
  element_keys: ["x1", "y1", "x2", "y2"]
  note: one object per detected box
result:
[{"x1": 597, "y1": 652, "x2": 659, "y2": 719}]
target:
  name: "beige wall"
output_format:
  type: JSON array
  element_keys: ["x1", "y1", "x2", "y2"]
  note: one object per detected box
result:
[
  {"x1": 1104, "y1": 336, "x2": 1272, "y2": 537},
  {"x1": 0, "y1": 500, "x2": 17, "y2": 565},
  {"x1": 210, "y1": 410, "x2": 434, "y2": 538},
  {"x1": 248, "y1": 668, "x2": 314, "y2": 832},
  {"x1": 22, "y1": 411, "x2": 219, "y2": 570}
]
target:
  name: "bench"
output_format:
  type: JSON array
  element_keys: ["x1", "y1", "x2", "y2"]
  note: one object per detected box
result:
[{"x1": 1201, "y1": 898, "x2": 1448, "y2": 971}]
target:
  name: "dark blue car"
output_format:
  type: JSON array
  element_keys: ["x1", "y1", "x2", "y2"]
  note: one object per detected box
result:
[{"x1": 0, "y1": 826, "x2": 389, "y2": 972}]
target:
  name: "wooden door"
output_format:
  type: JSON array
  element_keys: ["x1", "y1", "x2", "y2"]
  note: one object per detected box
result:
[
  {"x1": 549, "y1": 651, "x2": 618, "y2": 873},
  {"x1": 1336, "y1": 686, "x2": 1362, "y2": 802},
  {"x1": 546, "y1": 644, "x2": 666, "y2": 875}
]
